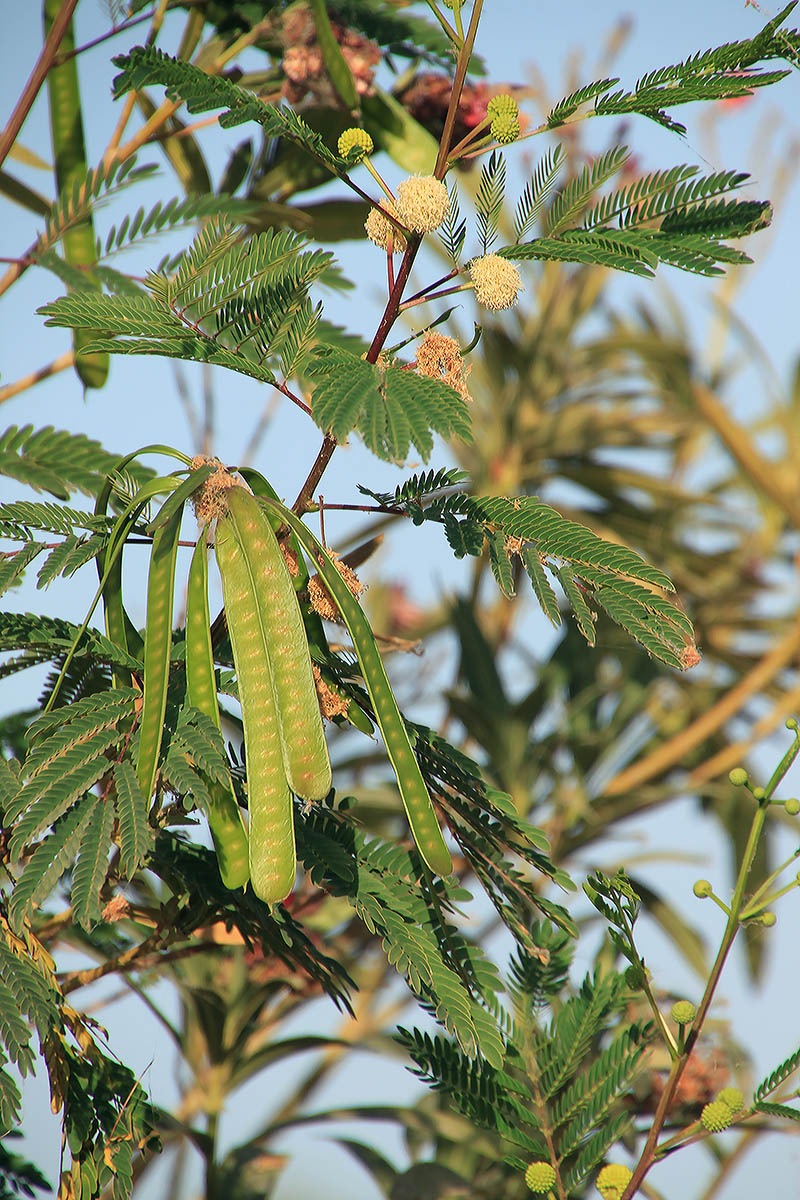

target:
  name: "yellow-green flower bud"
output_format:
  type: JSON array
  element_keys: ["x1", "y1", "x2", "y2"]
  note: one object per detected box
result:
[
  {"x1": 693, "y1": 879, "x2": 713, "y2": 898},
  {"x1": 596, "y1": 1163, "x2": 633, "y2": 1199},
  {"x1": 488, "y1": 94, "x2": 519, "y2": 120},
  {"x1": 395, "y1": 175, "x2": 450, "y2": 233},
  {"x1": 785, "y1": 716, "x2": 798, "y2": 730},
  {"x1": 491, "y1": 112, "x2": 520, "y2": 145},
  {"x1": 469, "y1": 254, "x2": 523, "y2": 310},
  {"x1": 338, "y1": 128, "x2": 373, "y2": 162},
  {"x1": 785, "y1": 797, "x2": 800, "y2": 815},
  {"x1": 701, "y1": 1100, "x2": 734, "y2": 1132},
  {"x1": 753, "y1": 786, "x2": 766, "y2": 800},
  {"x1": 717, "y1": 1087, "x2": 744, "y2": 1112},
  {"x1": 728, "y1": 767, "x2": 748, "y2": 786},
  {"x1": 758, "y1": 911, "x2": 777, "y2": 926},
  {"x1": 525, "y1": 1161, "x2": 556, "y2": 1193},
  {"x1": 671, "y1": 1000, "x2": 696, "y2": 1025}
]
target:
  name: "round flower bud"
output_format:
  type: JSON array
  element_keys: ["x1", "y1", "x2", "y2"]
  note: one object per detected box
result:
[
  {"x1": 753, "y1": 786, "x2": 766, "y2": 800},
  {"x1": 785, "y1": 716, "x2": 798, "y2": 730},
  {"x1": 469, "y1": 254, "x2": 523, "y2": 310},
  {"x1": 596, "y1": 1163, "x2": 633, "y2": 1199},
  {"x1": 525, "y1": 1161, "x2": 556, "y2": 1193},
  {"x1": 624, "y1": 964, "x2": 645, "y2": 989},
  {"x1": 728, "y1": 767, "x2": 748, "y2": 786},
  {"x1": 671, "y1": 1000, "x2": 696, "y2": 1025},
  {"x1": 338, "y1": 128, "x2": 373, "y2": 162},
  {"x1": 364, "y1": 203, "x2": 407, "y2": 254},
  {"x1": 758, "y1": 911, "x2": 777, "y2": 926},
  {"x1": 717, "y1": 1087, "x2": 744, "y2": 1112},
  {"x1": 488, "y1": 94, "x2": 519, "y2": 120},
  {"x1": 693, "y1": 879, "x2": 713, "y2": 898},
  {"x1": 701, "y1": 1100, "x2": 734, "y2": 1132},
  {"x1": 491, "y1": 112, "x2": 520, "y2": 145},
  {"x1": 395, "y1": 175, "x2": 450, "y2": 233},
  {"x1": 784, "y1": 797, "x2": 800, "y2": 815}
]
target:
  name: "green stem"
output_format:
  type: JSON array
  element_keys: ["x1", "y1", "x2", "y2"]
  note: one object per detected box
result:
[
  {"x1": 621, "y1": 737, "x2": 800, "y2": 1199},
  {"x1": 744, "y1": 844, "x2": 800, "y2": 911},
  {"x1": 204, "y1": 1110, "x2": 219, "y2": 1200}
]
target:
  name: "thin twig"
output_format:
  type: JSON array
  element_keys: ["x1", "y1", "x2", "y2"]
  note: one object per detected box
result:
[
  {"x1": 0, "y1": 0, "x2": 80, "y2": 173},
  {"x1": 602, "y1": 620, "x2": 800, "y2": 797},
  {"x1": 51, "y1": 4, "x2": 185, "y2": 67},
  {"x1": 0, "y1": 350, "x2": 75, "y2": 405},
  {"x1": 689, "y1": 679, "x2": 800, "y2": 785},
  {"x1": 59, "y1": 935, "x2": 219, "y2": 994}
]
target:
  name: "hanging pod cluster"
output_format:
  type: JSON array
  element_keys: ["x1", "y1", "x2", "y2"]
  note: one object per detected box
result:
[
  {"x1": 61, "y1": 450, "x2": 452, "y2": 906},
  {"x1": 213, "y1": 480, "x2": 332, "y2": 901}
]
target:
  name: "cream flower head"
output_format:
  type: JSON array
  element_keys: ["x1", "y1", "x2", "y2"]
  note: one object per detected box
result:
[
  {"x1": 364, "y1": 202, "x2": 407, "y2": 253},
  {"x1": 395, "y1": 175, "x2": 449, "y2": 233},
  {"x1": 469, "y1": 254, "x2": 523, "y2": 310}
]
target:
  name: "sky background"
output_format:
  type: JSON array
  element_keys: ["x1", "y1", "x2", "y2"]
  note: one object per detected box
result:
[{"x1": 2, "y1": 1, "x2": 800, "y2": 1197}]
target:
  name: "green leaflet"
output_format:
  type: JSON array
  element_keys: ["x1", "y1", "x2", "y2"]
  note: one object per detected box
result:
[
  {"x1": 9, "y1": 791, "x2": 100, "y2": 932},
  {"x1": 112, "y1": 759, "x2": 153, "y2": 877},
  {"x1": 261, "y1": 497, "x2": 452, "y2": 878},
  {"x1": 71, "y1": 796, "x2": 115, "y2": 929}
]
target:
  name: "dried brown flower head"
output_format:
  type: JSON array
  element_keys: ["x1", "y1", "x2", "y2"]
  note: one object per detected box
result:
[
  {"x1": 191, "y1": 456, "x2": 243, "y2": 525},
  {"x1": 413, "y1": 331, "x2": 471, "y2": 401},
  {"x1": 307, "y1": 552, "x2": 364, "y2": 622},
  {"x1": 312, "y1": 664, "x2": 350, "y2": 720}
]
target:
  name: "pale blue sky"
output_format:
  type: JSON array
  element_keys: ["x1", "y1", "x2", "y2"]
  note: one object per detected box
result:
[{"x1": 2, "y1": 3, "x2": 800, "y2": 1197}]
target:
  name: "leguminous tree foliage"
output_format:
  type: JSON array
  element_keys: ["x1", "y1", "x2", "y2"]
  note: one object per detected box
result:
[{"x1": 1, "y1": 2, "x2": 800, "y2": 1198}]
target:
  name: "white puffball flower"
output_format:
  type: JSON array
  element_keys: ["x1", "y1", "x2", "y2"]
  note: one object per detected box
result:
[
  {"x1": 395, "y1": 175, "x2": 450, "y2": 234},
  {"x1": 469, "y1": 254, "x2": 523, "y2": 311},
  {"x1": 364, "y1": 202, "x2": 407, "y2": 253}
]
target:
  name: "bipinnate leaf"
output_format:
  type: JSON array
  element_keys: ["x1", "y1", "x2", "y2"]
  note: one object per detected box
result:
[
  {"x1": 9, "y1": 792, "x2": 101, "y2": 931},
  {"x1": 113, "y1": 759, "x2": 153, "y2": 876},
  {"x1": 307, "y1": 348, "x2": 471, "y2": 463},
  {"x1": 71, "y1": 796, "x2": 115, "y2": 930},
  {"x1": 113, "y1": 47, "x2": 347, "y2": 172}
]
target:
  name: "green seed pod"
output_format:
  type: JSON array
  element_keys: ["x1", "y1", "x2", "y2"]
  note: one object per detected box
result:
[
  {"x1": 224, "y1": 487, "x2": 331, "y2": 802},
  {"x1": 44, "y1": 0, "x2": 108, "y2": 389},
  {"x1": 262, "y1": 497, "x2": 452, "y2": 877},
  {"x1": 239, "y1": 468, "x2": 373, "y2": 738},
  {"x1": 215, "y1": 508, "x2": 295, "y2": 904},
  {"x1": 137, "y1": 501, "x2": 185, "y2": 801},
  {"x1": 186, "y1": 533, "x2": 249, "y2": 889}
]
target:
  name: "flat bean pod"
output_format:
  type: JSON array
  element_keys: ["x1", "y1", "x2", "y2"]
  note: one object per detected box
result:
[
  {"x1": 137, "y1": 502, "x2": 185, "y2": 801},
  {"x1": 241, "y1": 468, "x2": 373, "y2": 737},
  {"x1": 44, "y1": 0, "x2": 108, "y2": 390},
  {"x1": 225, "y1": 487, "x2": 331, "y2": 803},
  {"x1": 186, "y1": 534, "x2": 249, "y2": 889},
  {"x1": 215, "y1": 509, "x2": 295, "y2": 903},
  {"x1": 264, "y1": 499, "x2": 452, "y2": 877}
]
